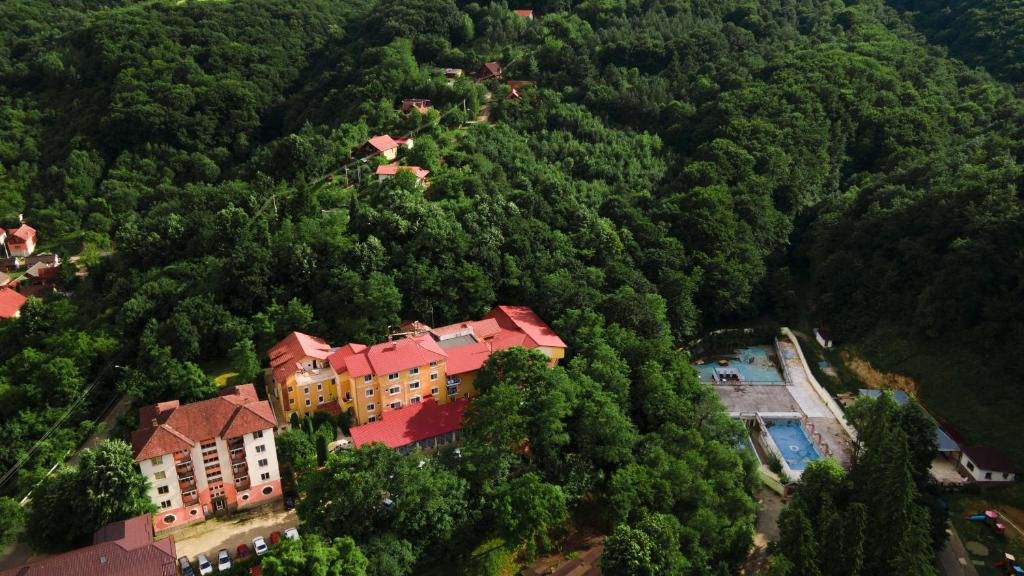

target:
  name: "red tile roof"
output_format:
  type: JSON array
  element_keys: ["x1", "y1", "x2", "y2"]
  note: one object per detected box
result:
[
  {"x1": 486, "y1": 305, "x2": 566, "y2": 348},
  {"x1": 131, "y1": 384, "x2": 275, "y2": 461},
  {"x1": 8, "y1": 224, "x2": 36, "y2": 242},
  {"x1": 513, "y1": 9, "x2": 534, "y2": 17},
  {"x1": 963, "y1": 446, "x2": 1018, "y2": 473},
  {"x1": 0, "y1": 515, "x2": 176, "y2": 576},
  {"x1": 362, "y1": 335, "x2": 446, "y2": 377},
  {"x1": 376, "y1": 165, "x2": 430, "y2": 180},
  {"x1": 268, "y1": 331, "x2": 332, "y2": 384},
  {"x1": 349, "y1": 396, "x2": 469, "y2": 449},
  {"x1": 0, "y1": 288, "x2": 26, "y2": 319},
  {"x1": 367, "y1": 135, "x2": 398, "y2": 153}
]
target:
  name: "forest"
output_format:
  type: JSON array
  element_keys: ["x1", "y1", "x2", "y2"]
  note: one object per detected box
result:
[{"x1": 0, "y1": 0, "x2": 1021, "y2": 572}]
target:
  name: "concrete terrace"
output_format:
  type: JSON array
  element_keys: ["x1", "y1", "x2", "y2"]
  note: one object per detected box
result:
[{"x1": 711, "y1": 329, "x2": 856, "y2": 471}]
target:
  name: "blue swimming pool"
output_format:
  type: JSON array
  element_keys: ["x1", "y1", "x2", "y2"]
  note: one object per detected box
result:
[
  {"x1": 765, "y1": 419, "x2": 821, "y2": 471},
  {"x1": 694, "y1": 345, "x2": 785, "y2": 383}
]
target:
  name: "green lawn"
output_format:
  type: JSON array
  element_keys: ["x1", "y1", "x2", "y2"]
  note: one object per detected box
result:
[
  {"x1": 200, "y1": 357, "x2": 242, "y2": 388},
  {"x1": 949, "y1": 490, "x2": 1024, "y2": 576}
]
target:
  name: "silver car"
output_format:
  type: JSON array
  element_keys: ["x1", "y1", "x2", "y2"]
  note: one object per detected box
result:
[
  {"x1": 217, "y1": 548, "x2": 231, "y2": 572},
  {"x1": 196, "y1": 553, "x2": 213, "y2": 575}
]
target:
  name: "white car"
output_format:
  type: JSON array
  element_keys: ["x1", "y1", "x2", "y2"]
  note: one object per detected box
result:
[
  {"x1": 253, "y1": 536, "x2": 268, "y2": 556},
  {"x1": 217, "y1": 548, "x2": 231, "y2": 572},
  {"x1": 196, "y1": 553, "x2": 213, "y2": 575},
  {"x1": 284, "y1": 527, "x2": 300, "y2": 541}
]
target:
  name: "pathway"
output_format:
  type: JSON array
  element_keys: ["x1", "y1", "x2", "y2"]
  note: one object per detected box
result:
[
  {"x1": 69, "y1": 394, "x2": 131, "y2": 466},
  {"x1": 939, "y1": 524, "x2": 980, "y2": 576}
]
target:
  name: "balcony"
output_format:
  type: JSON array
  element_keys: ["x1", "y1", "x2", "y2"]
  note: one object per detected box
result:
[
  {"x1": 174, "y1": 451, "x2": 192, "y2": 463},
  {"x1": 176, "y1": 460, "x2": 193, "y2": 473},
  {"x1": 235, "y1": 477, "x2": 250, "y2": 491},
  {"x1": 232, "y1": 462, "x2": 248, "y2": 476},
  {"x1": 178, "y1": 477, "x2": 196, "y2": 491},
  {"x1": 230, "y1": 449, "x2": 246, "y2": 464},
  {"x1": 227, "y1": 437, "x2": 244, "y2": 450},
  {"x1": 182, "y1": 494, "x2": 199, "y2": 506}
]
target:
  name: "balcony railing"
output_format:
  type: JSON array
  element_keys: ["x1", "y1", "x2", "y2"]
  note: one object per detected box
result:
[
  {"x1": 235, "y1": 478, "x2": 251, "y2": 491},
  {"x1": 176, "y1": 461, "x2": 193, "y2": 473},
  {"x1": 233, "y1": 462, "x2": 248, "y2": 476},
  {"x1": 178, "y1": 479, "x2": 196, "y2": 491},
  {"x1": 182, "y1": 494, "x2": 198, "y2": 506},
  {"x1": 230, "y1": 450, "x2": 246, "y2": 463}
]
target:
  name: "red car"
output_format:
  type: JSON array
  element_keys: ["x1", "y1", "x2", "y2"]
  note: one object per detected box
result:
[
  {"x1": 250, "y1": 566, "x2": 262, "y2": 576},
  {"x1": 236, "y1": 543, "x2": 251, "y2": 560},
  {"x1": 269, "y1": 531, "x2": 282, "y2": 546}
]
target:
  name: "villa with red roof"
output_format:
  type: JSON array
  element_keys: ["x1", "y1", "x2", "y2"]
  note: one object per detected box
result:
[
  {"x1": 268, "y1": 331, "x2": 340, "y2": 419},
  {"x1": 0, "y1": 514, "x2": 176, "y2": 576},
  {"x1": 0, "y1": 287, "x2": 26, "y2": 319},
  {"x1": 267, "y1": 306, "x2": 566, "y2": 450},
  {"x1": 4, "y1": 223, "x2": 37, "y2": 257},
  {"x1": 359, "y1": 135, "x2": 400, "y2": 161},
  {"x1": 513, "y1": 9, "x2": 534, "y2": 19},
  {"x1": 376, "y1": 164, "x2": 430, "y2": 185},
  {"x1": 131, "y1": 384, "x2": 281, "y2": 533}
]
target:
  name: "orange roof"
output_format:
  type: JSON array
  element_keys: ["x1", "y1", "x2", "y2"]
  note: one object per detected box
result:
[
  {"x1": 132, "y1": 384, "x2": 275, "y2": 461},
  {"x1": 486, "y1": 305, "x2": 566, "y2": 348},
  {"x1": 350, "y1": 397, "x2": 469, "y2": 449},
  {"x1": 8, "y1": 224, "x2": 36, "y2": 242},
  {"x1": 0, "y1": 288, "x2": 26, "y2": 319},
  {"x1": 268, "y1": 331, "x2": 332, "y2": 384},
  {"x1": 367, "y1": 135, "x2": 398, "y2": 152},
  {"x1": 376, "y1": 165, "x2": 430, "y2": 180},
  {"x1": 513, "y1": 9, "x2": 533, "y2": 17}
]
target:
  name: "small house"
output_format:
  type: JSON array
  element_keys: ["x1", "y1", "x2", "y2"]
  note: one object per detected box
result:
[
  {"x1": 960, "y1": 446, "x2": 1018, "y2": 483},
  {"x1": 475, "y1": 61, "x2": 503, "y2": 81},
  {"x1": 376, "y1": 165, "x2": 430, "y2": 186},
  {"x1": 5, "y1": 223, "x2": 36, "y2": 257},
  {"x1": 401, "y1": 99, "x2": 432, "y2": 114},
  {"x1": 513, "y1": 9, "x2": 534, "y2": 19},
  {"x1": 814, "y1": 327, "x2": 834, "y2": 349},
  {"x1": 359, "y1": 135, "x2": 400, "y2": 161},
  {"x1": 394, "y1": 137, "x2": 414, "y2": 150},
  {"x1": 26, "y1": 260, "x2": 59, "y2": 287},
  {"x1": 0, "y1": 256, "x2": 20, "y2": 273},
  {"x1": 0, "y1": 288, "x2": 27, "y2": 319}
]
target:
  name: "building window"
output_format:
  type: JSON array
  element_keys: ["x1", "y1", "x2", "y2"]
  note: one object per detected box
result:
[
  {"x1": 430, "y1": 372, "x2": 438, "y2": 381},
  {"x1": 260, "y1": 472, "x2": 271, "y2": 481},
  {"x1": 409, "y1": 367, "x2": 419, "y2": 376},
  {"x1": 366, "y1": 403, "x2": 376, "y2": 412},
  {"x1": 154, "y1": 471, "x2": 166, "y2": 480},
  {"x1": 157, "y1": 485, "x2": 170, "y2": 495},
  {"x1": 389, "y1": 401, "x2": 402, "y2": 410},
  {"x1": 290, "y1": 398, "x2": 296, "y2": 407},
  {"x1": 431, "y1": 387, "x2": 439, "y2": 396},
  {"x1": 160, "y1": 500, "x2": 172, "y2": 509},
  {"x1": 410, "y1": 396, "x2": 421, "y2": 404},
  {"x1": 332, "y1": 378, "x2": 337, "y2": 386},
  {"x1": 985, "y1": 472, "x2": 993, "y2": 480},
  {"x1": 447, "y1": 384, "x2": 458, "y2": 396},
  {"x1": 258, "y1": 459, "x2": 268, "y2": 467},
  {"x1": 408, "y1": 381, "x2": 420, "y2": 390},
  {"x1": 365, "y1": 388, "x2": 374, "y2": 397},
  {"x1": 262, "y1": 485, "x2": 273, "y2": 494},
  {"x1": 303, "y1": 386, "x2": 310, "y2": 395},
  {"x1": 447, "y1": 376, "x2": 461, "y2": 385},
  {"x1": 967, "y1": 461, "x2": 976, "y2": 471},
  {"x1": 305, "y1": 399, "x2": 311, "y2": 406},
  {"x1": 429, "y1": 361, "x2": 438, "y2": 367},
  {"x1": 318, "y1": 395, "x2": 324, "y2": 404},
  {"x1": 388, "y1": 372, "x2": 399, "y2": 381},
  {"x1": 288, "y1": 386, "x2": 293, "y2": 393},
  {"x1": 1004, "y1": 472, "x2": 1011, "y2": 479},
  {"x1": 254, "y1": 431, "x2": 263, "y2": 439},
  {"x1": 388, "y1": 386, "x2": 401, "y2": 395},
  {"x1": 368, "y1": 416, "x2": 377, "y2": 423},
  {"x1": 163, "y1": 514, "x2": 176, "y2": 524},
  {"x1": 151, "y1": 455, "x2": 163, "y2": 466},
  {"x1": 256, "y1": 445, "x2": 266, "y2": 453},
  {"x1": 364, "y1": 375, "x2": 373, "y2": 383}
]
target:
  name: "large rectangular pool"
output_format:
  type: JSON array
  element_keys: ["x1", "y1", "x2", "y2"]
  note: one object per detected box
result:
[{"x1": 765, "y1": 419, "x2": 821, "y2": 471}]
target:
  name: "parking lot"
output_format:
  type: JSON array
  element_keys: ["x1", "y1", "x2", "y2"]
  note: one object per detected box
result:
[{"x1": 174, "y1": 507, "x2": 299, "y2": 565}]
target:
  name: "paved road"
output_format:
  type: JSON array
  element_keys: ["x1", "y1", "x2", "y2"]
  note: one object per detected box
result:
[
  {"x1": 938, "y1": 525, "x2": 980, "y2": 576},
  {"x1": 175, "y1": 508, "x2": 299, "y2": 563},
  {"x1": 69, "y1": 394, "x2": 132, "y2": 465}
]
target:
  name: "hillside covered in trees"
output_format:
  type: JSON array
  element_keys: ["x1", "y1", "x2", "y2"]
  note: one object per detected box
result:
[{"x1": 0, "y1": 0, "x2": 1022, "y2": 571}]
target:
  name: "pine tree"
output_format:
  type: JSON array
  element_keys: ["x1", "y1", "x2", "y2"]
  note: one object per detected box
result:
[
  {"x1": 840, "y1": 503, "x2": 866, "y2": 576},
  {"x1": 816, "y1": 496, "x2": 845, "y2": 576},
  {"x1": 779, "y1": 506, "x2": 822, "y2": 576}
]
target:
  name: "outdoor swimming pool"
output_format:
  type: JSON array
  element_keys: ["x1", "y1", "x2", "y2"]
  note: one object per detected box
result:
[
  {"x1": 765, "y1": 419, "x2": 821, "y2": 471},
  {"x1": 694, "y1": 345, "x2": 785, "y2": 383}
]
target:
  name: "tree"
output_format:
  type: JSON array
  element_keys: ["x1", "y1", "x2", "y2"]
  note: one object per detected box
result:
[
  {"x1": 277, "y1": 429, "x2": 317, "y2": 473},
  {"x1": 0, "y1": 497, "x2": 24, "y2": 547},
  {"x1": 229, "y1": 338, "x2": 262, "y2": 384},
  {"x1": 602, "y1": 524, "x2": 655, "y2": 576},
  {"x1": 778, "y1": 506, "x2": 821, "y2": 576},
  {"x1": 261, "y1": 534, "x2": 368, "y2": 576},
  {"x1": 490, "y1": 472, "x2": 567, "y2": 555},
  {"x1": 363, "y1": 535, "x2": 417, "y2": 576}
]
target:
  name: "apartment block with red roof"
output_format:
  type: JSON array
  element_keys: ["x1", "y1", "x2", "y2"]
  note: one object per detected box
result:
[
  {"x1": 268, "y1": 331, "x2": 342, "y2": 421},
  {"x1": 131, "y1": 384, "x2": 281, "y2": 533}
]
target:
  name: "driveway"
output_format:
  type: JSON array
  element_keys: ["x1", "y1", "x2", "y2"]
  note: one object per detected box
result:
[{"x1": 174, "y1": 508, "x2": 299, "y2": 562}]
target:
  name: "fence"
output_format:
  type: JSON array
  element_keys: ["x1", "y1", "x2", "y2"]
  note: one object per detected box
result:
[{"x1": 780, "y1": 328, "x2": 859, "y2": 441}]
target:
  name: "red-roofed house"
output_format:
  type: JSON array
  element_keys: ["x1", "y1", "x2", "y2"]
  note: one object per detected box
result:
[
  {"x1": 513, "y1": 9, "x2": 534, "y2": 19},
  {"x1": 376, "y1": 164, "x2": 430, "y2": 185},
  {"x1": 320, "y1": 306, "x2": 565, "y2": 428},
  {"x1": 401, "y1": 99, "x2": 432, "y2": 114},
  {"x1": 131, "y1": 384, "x2": 281, "y2": 533},
  {"x1": 960, "y1": 446, "x2": 1019, "y2": 483},
  {"x1": 475, "y1": 61, "x2": 503, "y2": 81},
  {"x1": 5, "y1": 223, "x2": 36, "y2": 257},
  {"x1": 359, "y1": 135, "x2": 400, "y2": 161},
  {"x1": 0, "y1": 515, "x2": 176, "y2": 576},
  {"x1": 350, "y1": 397, "x2": 469, "y2": 454},
  {"x1": 0, "y1": 287, "x2": 26, "y2": 319},
  {"x1": 268, "y1": 331, "x2": 339, "y2": 420}
]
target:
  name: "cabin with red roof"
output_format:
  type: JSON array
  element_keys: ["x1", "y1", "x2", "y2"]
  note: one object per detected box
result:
[
  {"x1": 131, "y1": 384, "x2": 281, "y2": 533},
  {"x1": 513, "y1": 9, "x2": 534, "y2": 19},
  {"x1": 401, "y1": 99, "x2": 432, "y2": 114},
  {"x1": 376, "y1": 164, "x2": 430, "y2": 186},
  {"x1": 5, "y1": 223, "x2": 36, "y2": 257},
  {"x1": 356, "y1": 135, "x2": 400, "y2": 161},
  {"x1": 0, "y1": 287, "x2": 26, "y2": 319},
  {"x1": 475, "y1": 61, "x2": 503, "y2": 81},
  {"x1": 0, "y1": 515, "x2": 177, "y2": 576}
]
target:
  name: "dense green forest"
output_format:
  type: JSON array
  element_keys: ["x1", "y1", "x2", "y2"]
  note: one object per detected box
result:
[{"x1": 0, "y1": 0, "x2": 1022, "y2": 571}]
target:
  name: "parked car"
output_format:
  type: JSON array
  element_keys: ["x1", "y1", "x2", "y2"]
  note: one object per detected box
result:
[
  {"x1": 250, "y1": 566, "x2": 263, "y2": 576},
  {"x1": 179, "y1": 556, "x2": 196, "y2": 576},
  {"x1": 284, "y1": 527, "x2": 300, "y2": 541},
  {"x1": 269, "y1": 531, "x2": 282, "y2": 545},
  {"x1": 217, "y1": 548, "x2": 231, "y2": 572},
  {"x1": 283, "y1": 493, "x2": 296, "y2": 511},
  {"x1": 236, "y1": 543, "x2": 251, "y2": 560},
  {"x1": 196, "y1": 553, "x2": 213, "y2": 575},
  {"x1": 253, "y1": 536, "x2": 269, "y2": 556}
]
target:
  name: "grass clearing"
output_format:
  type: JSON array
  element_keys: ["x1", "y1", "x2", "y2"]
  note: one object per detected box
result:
[
  {"x1": 200, "y1": 357, "x2": 241, "y2": 388},
  {"x1": 949, "y1": 490, "x2": 1024, "y2": 575}
]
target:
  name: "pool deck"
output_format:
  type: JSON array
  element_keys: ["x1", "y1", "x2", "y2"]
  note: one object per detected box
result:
[{"x1": 710, "y1": 331, "x2": 855, "y2": 470}]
